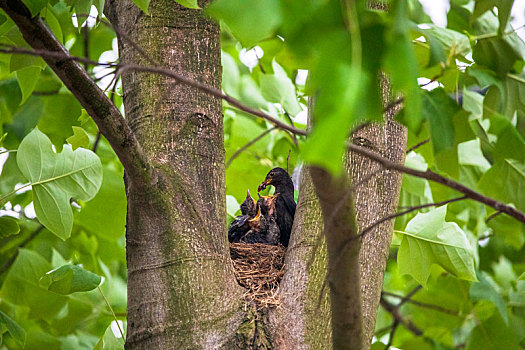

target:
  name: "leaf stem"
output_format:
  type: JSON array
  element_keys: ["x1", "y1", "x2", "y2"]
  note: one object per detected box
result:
[
  {"x1": 343, "y1": 0, "x2": 362, "y2": 71},
  {"x1": 0, "y1": 149, "x2": 16, "y2": 155},
  {"x1": 97, "y1": 285, "x2": 125, "y2": 342},
  {"x1": 0, "y1": 183, "x2": 32, "y2": 204}
]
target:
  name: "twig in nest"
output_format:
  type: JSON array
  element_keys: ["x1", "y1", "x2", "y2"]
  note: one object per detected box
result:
[{"x1": 230, "y1": 243, "x2": 285, "y2": 309}]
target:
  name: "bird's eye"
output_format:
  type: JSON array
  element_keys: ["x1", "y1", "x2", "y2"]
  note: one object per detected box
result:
[{"x1": 269, "y1": 171, "x2": 275, "y2": 177}]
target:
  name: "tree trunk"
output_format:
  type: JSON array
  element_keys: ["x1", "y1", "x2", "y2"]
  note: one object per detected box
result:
[
  {"x1": 105, "y1": 1, "x2": 244, "y2": 348},
  {"x1": 106, "y1": 1, "x2": 406, "y2": 349}
]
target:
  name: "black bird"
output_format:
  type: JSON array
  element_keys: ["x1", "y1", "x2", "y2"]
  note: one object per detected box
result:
[
  {"x1": 241, "y1": 195, "x2": 280, "y2": 245},
  {"x1": 257, "y1": 167, "x2": 296, "y2": 246},
  {"x1": 228, "y1": 190, "x2": 258, "y2": 243},
  {"x1": 230, "y1": 194, "x2": 280, "y2": 245}
]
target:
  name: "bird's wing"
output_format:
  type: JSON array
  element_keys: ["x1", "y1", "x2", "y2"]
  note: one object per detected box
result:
[{"x1": 282, "y1": 194, "x2": 296, "y2": 217}]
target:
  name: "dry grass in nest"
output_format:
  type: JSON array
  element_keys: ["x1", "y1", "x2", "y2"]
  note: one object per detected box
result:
[{"x1": 230, "y1": 242, "x2": 286, "y2": 309}]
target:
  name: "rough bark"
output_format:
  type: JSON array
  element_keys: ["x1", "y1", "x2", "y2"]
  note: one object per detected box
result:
[
  {"x1": 105, "y1": 1, "x2": 244, "y2": 348},
  {"x1": 310, "y1": 167, "x2": 363, "y2": 350},
  {"x1": 268, "y1": 168, "x2": 331, "y2": 349},
  {"x1": 270, "y1": 71, "x2": 406, "y2": 349},
  {"x1": 348, "y1": 77, "x2": 406, "y2": 345}
]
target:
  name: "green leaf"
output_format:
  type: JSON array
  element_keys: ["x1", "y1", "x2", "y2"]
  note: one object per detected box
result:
[
  {"x1": 16, "y1": 67, "x2": 42, "y2": 104},
  {"x1": 226, "y1": 194, "x2": 240, "y2": 219},
  {"x1": 21, "y1": 0, "x2": 48, "y2": 16},
  {"x1": 398, "y1": 206, "x2": 477, "y2": 286},
  {"x1": 131, "y1": 0, "x2": 150, "y2": 14},
  {"x1": 9, "y1": 49, "x2": 46, "y2": 72},
  {"x1": 39, "y1": 264, "x2": 101, "y2": 294},
  {"x1": 466, "y1": 312, "x2": 520, "y2": 350},
  {"x1": 471, "y1": 271, "x2": 508, "y2": 324},
  {"x1": 16, "y1": 128, "x2": 103, "y2": 239},
  {"x1": 422, "y1": 88, "x2": 460, "y2": 177},
  {"x1": 44, "y1": 4, "x2": 63, "y2": 44},
  {"x1": 94, "y1": 324, "x2": 125, "y2": 350},
  {"x1": 478, "y1": 159, "x2": 525, "y2": 212},
  {"x1": 206, "y1": 0, "x2": 282, "y2": 46},
  {"x1": 396, "y1": 152, "x2": 434, "y2": 230},
  {"x1": 221, "y1": 51, "x2": 240, "y2": 98},
  {"x1": 66, "y1": 126, "x2": 90, "y2": 150},
  {"x1": 489, "y1": 115, "x2": 525, "y2": 163},
  {"x1": 0, "y1": 249, "x2": 68, "y2": 320},
  {"x1": 420, "y1": 25, "x2": 471, "y2": 57},
  {"x1": 472, "y1": 0, "x2": 513, "y2": 35},
  {"x1": 0, "y1": 310, "x2": 26, "y2": 347},
  {"x1": 383, "y1": 0, "x2": 421, "y2": 130},
  {"x1": 519, "y1": 272, "x2": 525, "y2": 281},
  {"x1": 0, "y1": 216, "x2": 20, "y2": 237},
  {"x1": 259, "y1": 60, "x2": 302, "y2": 115},
  {"x1": 73, "y1": 0, "x2": 92, "y2": 27},
  {"x1": 302, "y1": 65, "x2": 367, "y2": 173},
  {"x1": 76, "y1": 167, "x2": 126, "y2": 239},
  {"x1": 487, "y1": 211, "x2": 525, "y2": 250},
  {"x1": 175, "y1": 0, "x2": 200, "y2": 9}
]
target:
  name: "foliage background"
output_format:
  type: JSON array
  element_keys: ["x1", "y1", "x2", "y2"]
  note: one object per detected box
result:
[{"x1": 0, "y1": 0, "x2": 525, "y2": 349}]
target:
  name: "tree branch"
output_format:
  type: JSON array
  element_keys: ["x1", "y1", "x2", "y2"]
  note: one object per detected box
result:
[
  {"x1": 348, "y1": 143, "x2": 525, "y2": 224},
  {"x1": 382, "y1": 290, "x2": 458, "y2": 315},
  {"x1": 0, "y1": 43, "x2": 307, "y2": 137},
  {"x1": 117, "y1": 63, "x2": 307, "y2": 136},
  {"x1": 0, "y1": 2, "x2": 148, "y2": 183},
  {"x1": 225, "y1": 127, "x2": 276, "y2": 168},
  {"x1": 358, "y1": 196, "x2": 467, "y2": 240},
  {"x1": 380, "y1": 296, "x2": 423, "y2": 337},
  {"x1": 310, "y1": 166, "x2": 363, "y2": 349}
]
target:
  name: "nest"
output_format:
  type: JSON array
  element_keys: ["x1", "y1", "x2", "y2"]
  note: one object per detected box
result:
[{"x1": 230, "y1": 242, "x2": 286, "y2": 309}]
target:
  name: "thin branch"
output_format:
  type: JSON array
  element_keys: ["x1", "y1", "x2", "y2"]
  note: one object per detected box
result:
[
  {"x1": 357, "y1": 196, "x2": 467, "y2": 240},
  {"x1": 286, "y1": 149, "x2": 291, "y2": 174},
  {"x1": 225, "y1": 127, "x2": 276, "y2": 168},
  {"x1": 0, "y1": 44, "x2": 115, "y2": 68},
  {"x1": 100, "y1": 18, "x2": 159, "y2": 67},
  {"x1": 117, "y1": 63, "x2": 307, "y2": 136},
  {"x1": 82, "y1": 25, "x2": 89, "y2": 71},
  {"x1": 406, "y1": 138, "x2": 430, "y2": 154},
  {"x1": 348, "y1": 143, "x2": 525, "y2": 224},
  {"x1": 382, "y1": 290, "x2": 458, "y2": 315},
  {"x1": 384, "y1": 97, "x2": 404, "y2": 115},
  {"x1": 0, "y1": 44, "x2": 307, "y2": 137},
  {"x1": 321, "y1": 197, "x2": 466, "y2": 311},
  {"x1": 486, "y1": 210, "x2": 502, "y2": 223},
  {"x1": 380, "y1": 296, "x2": 423, "y2": 337},
  {"x1": 0, "y1": 2, "x2": 148, "y2": 183},
  {"x1": 283, "y1": 112, "x2": 298, "y2": 145}
]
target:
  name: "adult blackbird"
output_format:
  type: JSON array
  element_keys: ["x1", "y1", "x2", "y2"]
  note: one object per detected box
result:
[
  {"x1": 257, "y1": 167, "x2": 296, "y2": 246},
  {"x1": 228, "y1": 190, "x2": 258, "y2": 243}
]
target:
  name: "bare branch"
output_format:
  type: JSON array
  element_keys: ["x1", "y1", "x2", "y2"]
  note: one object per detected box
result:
[
  {"x1": 406, "y1": 138, "x2": 430, "y2": 154},
  {"x1": 380, "y1": 296, "x2": 423, "y2": 337},
  {"x1": 0, "y1": 43, "x2": 307, "y2": 137},
  {"x1": 348, "y1": 143, "x2": 525, "y2": 224},
  {"x1": 382, "y1": 290, "x2": 458, "y2": 315},
  {"x1": 0, "y1": 3, "x2": 148, "y2": 183},
  {"x1": 225, "y1": 127, "x2": 276, "y2": 168},
  {"x1": 358, "y1": 196, "x2": 467, "y2": 240},
  {"x1": 118, "y1": 63, "x2": 307, "y2": 136}
]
